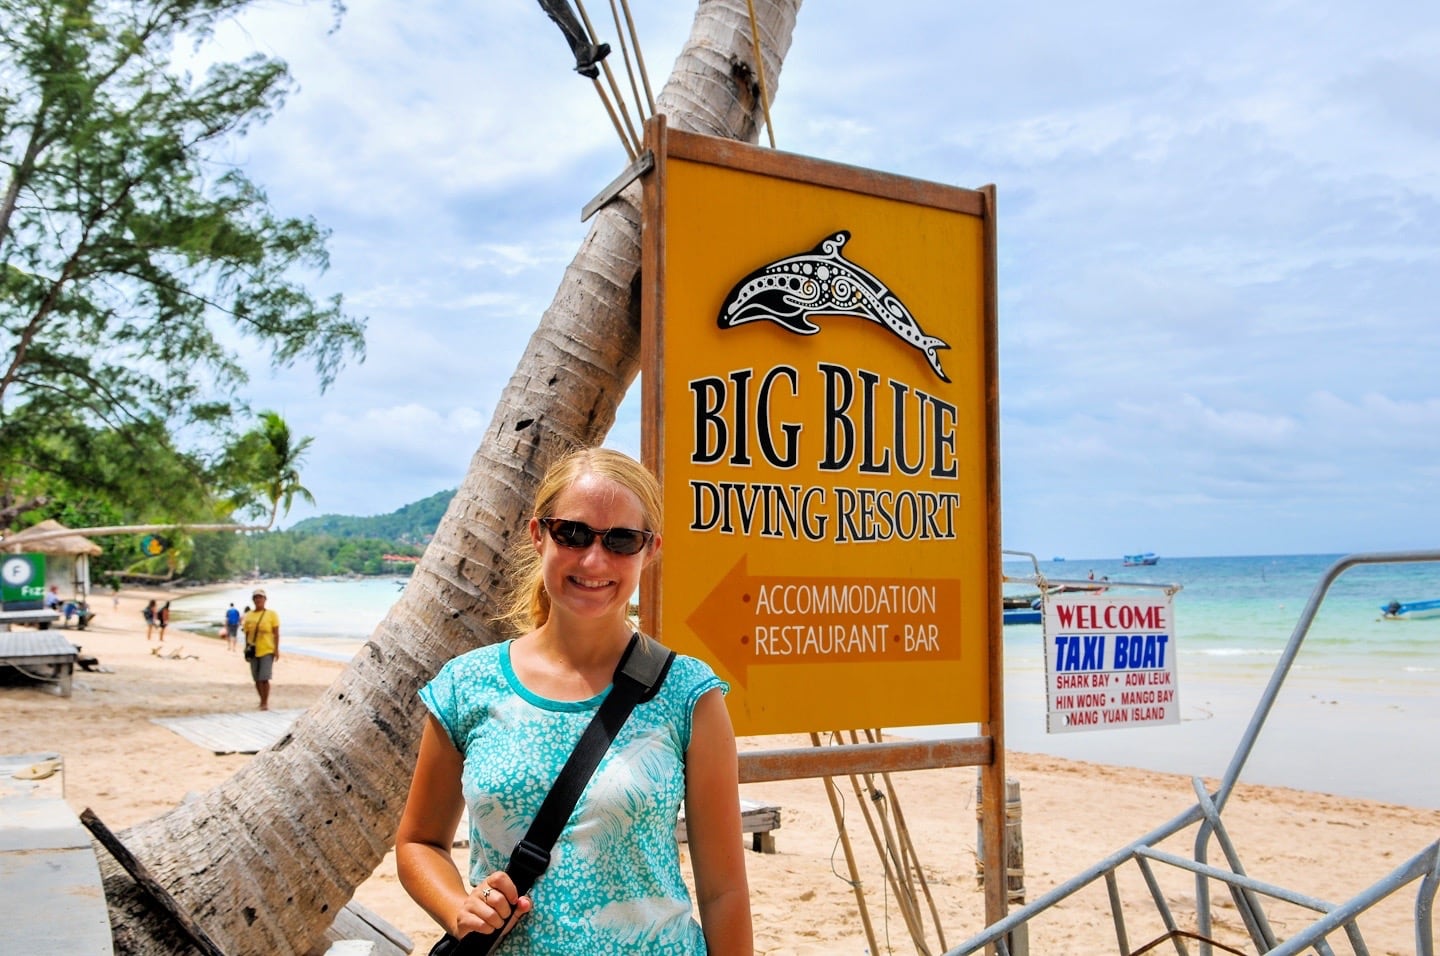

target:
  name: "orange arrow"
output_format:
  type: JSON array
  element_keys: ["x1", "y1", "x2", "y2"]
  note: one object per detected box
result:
[{"x1": 684, "y1": 555, "x2": 963, "y2": 688}]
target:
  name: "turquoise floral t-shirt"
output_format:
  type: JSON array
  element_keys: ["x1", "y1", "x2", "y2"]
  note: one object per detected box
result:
[{"x1": 420, "y1": 640, "x2": 725, "y2": 954}]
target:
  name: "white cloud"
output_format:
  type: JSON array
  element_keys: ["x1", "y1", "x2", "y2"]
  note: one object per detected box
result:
[{"x1": 168, "y1": 0, "x2": 1440, "y2": 557}]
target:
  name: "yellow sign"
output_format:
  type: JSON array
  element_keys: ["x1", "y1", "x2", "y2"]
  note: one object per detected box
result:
[{"x1": 640, "y1": 122, "x2": 999, "y2": 735}]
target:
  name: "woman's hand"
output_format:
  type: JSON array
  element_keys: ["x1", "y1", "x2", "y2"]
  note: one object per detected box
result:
[{"x1": 454, "y1": 871, "x2": 533, "y2": 939}]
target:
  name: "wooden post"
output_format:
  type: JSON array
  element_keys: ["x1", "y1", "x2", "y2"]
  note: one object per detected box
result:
[{"x1": 975, "y1": 774, "x2": 1028, "y2": 955}]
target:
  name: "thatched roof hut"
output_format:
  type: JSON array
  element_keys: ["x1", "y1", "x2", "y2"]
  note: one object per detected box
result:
[
  {"x1": 1, "y1": 519, "x2": 103, "y2": 556},
  {"x1": 2, "y1": 520, "x2": 103, "y2": 600}
]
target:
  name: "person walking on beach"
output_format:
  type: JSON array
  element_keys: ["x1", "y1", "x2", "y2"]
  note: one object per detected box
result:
[
  {"x1": 156, "y1": 600, "x2": 171, "y2": 642},
  {"x1": 241, "y1": 589, "x2": 280, "y2": 710},
  {"x1": 143, "y1": 599, "x2": 158, "y2": 640},
  {"x1": 397, "y1": 447, "x2": 752, "y2": 954},
  {"x1": 224, "y1": 603, "x2": 241, "y2": 652}
]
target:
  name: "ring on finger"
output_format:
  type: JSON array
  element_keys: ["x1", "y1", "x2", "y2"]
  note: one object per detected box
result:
[{"x1": 482, "y1": 887, "x2": 494, "y2": 903}]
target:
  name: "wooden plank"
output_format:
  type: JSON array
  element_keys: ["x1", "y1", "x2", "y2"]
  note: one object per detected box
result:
[
  {"x1": 0, "y1": 796, "x2": 94, "y2": 852},
  {"x1": 80, "y1": 807, "x2": 225, "y2": 956},
  {"x1": 152, "y1": 709, "x2": 305, "y2": 754},
  {"x1": 0, "y1": 609, "x2": 61, "y2": 630},
  {"x1": 662, "y1": 127, "x2": 989, "y2": 217},
  {"x1": 321, "y1": 943, "x2": 375, "y2": 956}
]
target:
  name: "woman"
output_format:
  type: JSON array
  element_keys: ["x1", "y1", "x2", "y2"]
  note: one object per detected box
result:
[
  {"x1": 143, "y1": 599, "x2": 158, "y2": 641},
  {"x1": 397, "y1": 448, "x2": 753, "y2": 954},
  {"x1": 156, "y1": 600, "x2": 171, "y2": 642}
]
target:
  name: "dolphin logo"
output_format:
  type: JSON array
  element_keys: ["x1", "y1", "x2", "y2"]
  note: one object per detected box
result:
[{"x1": 716, "y1": 231, "x2": 951, "y2": 382}]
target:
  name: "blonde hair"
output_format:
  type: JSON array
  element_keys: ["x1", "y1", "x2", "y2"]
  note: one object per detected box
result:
[{"x1": 495, "y1": 447, "x2": 662, "y2": 634}]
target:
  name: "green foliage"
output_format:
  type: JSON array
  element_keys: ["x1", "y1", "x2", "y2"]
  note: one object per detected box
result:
[
  {"x1": 181, "y1": 527, "x2": 245, "y2": 580},
  {"x1": 173, "y1": 486, "x2": 445, "y2": 582},
  {"x1": 9, "y1": 411, "x2": 215, "y2": 523},
  {"x1": 0, "y1": 0, "x2": 364, "y2": 530},
  {"x1": 215, "y1": 530, "x2": 420, "y2": 581},
  {"x1": 289, "y1": 488, "x2": 453, "y2": 544},
  {"x1": 7, "y1": 406, "x2": 322, "y2": 582}
]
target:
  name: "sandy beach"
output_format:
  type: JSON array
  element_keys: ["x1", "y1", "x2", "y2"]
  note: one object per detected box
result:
[{"x1": 4, "y1": 586, "x2": 1436, "y2": 955}]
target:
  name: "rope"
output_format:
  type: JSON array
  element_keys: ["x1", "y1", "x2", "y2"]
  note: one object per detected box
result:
[
  {"x1": 744, "y1": 0, "x2": 776, "y2": 147},
  {"x1": 7, "y1": 662, "x2": 65, "y2": 683},
  {"x1": 1131, "y1": 930, "x2": 1250, "y2": 955}
]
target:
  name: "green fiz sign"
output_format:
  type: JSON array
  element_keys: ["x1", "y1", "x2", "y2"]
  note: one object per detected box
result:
[{"x1": 1, "y1": 553, "x2": 46, "y2": 610}]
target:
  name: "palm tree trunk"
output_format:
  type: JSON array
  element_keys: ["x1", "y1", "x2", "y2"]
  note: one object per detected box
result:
[{"x1": 100, "y1": 2, "x2": 803, "y2": 953}]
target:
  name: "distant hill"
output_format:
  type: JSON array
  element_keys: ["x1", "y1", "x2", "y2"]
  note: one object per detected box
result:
[{"x1": 288, "y1": 488, "x2": 454, "y2": 545}]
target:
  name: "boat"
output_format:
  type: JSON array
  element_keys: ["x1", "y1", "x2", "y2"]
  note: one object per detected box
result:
[
  {"x1": 1380, "y1": 599, "x2": 1440, "y2": 620},
  {"x1": 1003, "y1": 597, "x2": 1043, "y2": 625},
  {"x1": 1003, "y1": 605, "x2": 1042, "y2": 626},
  {"x1": 1123, "y1": 552, "x2": 1159, "y2": 566}
]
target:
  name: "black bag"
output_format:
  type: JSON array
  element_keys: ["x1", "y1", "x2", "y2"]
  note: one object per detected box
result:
[
  {"x1": 430, "y1": 632, "x2": 674, "y2": 955},
  {"x1": 243, "y1": 644, "x2": 256, "y2": 661},
  {"x1": 427, "y1": 936, "x2": 461, "y2": 956}
]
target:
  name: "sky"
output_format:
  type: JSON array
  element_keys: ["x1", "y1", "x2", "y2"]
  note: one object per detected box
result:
[{"x1": 195, "y1": 0, "x2": 1440, "y2": 560}]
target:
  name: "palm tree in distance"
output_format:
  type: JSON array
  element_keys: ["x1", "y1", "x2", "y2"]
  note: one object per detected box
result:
[
  {"x1": 224, "y1": 409, "x2": 317, "y2": 530},
  {"x1": 254, "y1": 410, "x2": 316, "y2": 529}
]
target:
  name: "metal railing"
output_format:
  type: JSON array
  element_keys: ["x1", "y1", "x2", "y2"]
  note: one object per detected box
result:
[{"x1": 954, "y1": 550, "x2": 1440, "y2": 956}]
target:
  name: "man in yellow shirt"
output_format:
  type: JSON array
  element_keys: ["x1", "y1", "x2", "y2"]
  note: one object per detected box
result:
[{"x1": 241, "y1": 588, "x2": 281, "y2": 711}]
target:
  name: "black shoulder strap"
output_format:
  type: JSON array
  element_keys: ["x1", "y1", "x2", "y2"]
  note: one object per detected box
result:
[
  {"x1": 619, "y1": 630, "x2": 676, "y2": 704},
  {"x1": 503, "y1": 632, "x2": 674, "y2": 894}
]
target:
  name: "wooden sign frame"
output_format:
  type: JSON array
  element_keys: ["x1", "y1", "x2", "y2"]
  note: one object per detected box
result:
[{"x1": 637, "y1": 114, "x2": 1007, "y2": 931}]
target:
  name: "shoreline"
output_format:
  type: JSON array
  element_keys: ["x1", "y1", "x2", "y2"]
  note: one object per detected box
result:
[
  {"x1": 166, "y1": 581, "x2": 1440, "y2": 810},
  {"x1": 163, "y1": 579, "x2": 1440, "y2": 809},
  {"x1": 4, "y1": 586, "x2": 1437, "y2": 953}
]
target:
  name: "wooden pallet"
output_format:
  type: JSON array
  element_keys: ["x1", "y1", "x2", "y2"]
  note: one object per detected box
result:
[{"x1": 152, "y1": 708, "x2": 306, "y2": 754}]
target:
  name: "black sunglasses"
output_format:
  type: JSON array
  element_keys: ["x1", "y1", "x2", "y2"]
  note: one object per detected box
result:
[{"x1": 538, "y1": 517, "x2": 654, "y2": 556}]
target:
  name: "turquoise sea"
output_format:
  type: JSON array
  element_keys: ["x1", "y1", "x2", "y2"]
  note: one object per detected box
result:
[
  {"x1": 171, "y1": 553, "x2": 1440, "y2": 808},
  {"x1": 170, "y1": 576, "x2": 407, "y2": 657}
]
